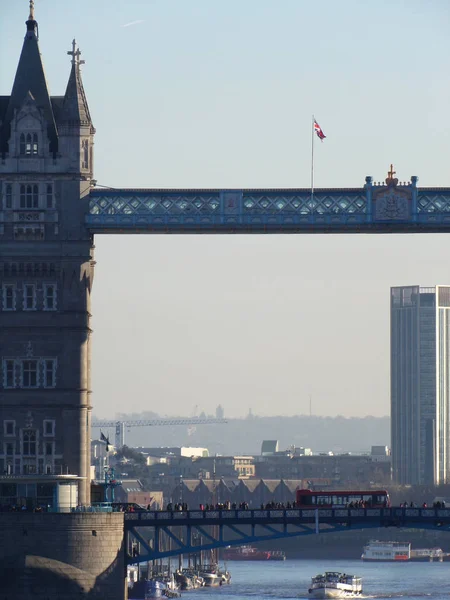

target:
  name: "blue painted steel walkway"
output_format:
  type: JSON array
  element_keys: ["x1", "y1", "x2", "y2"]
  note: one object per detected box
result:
[
  {"x1": 124, "y1": 507, "x2": 450, "y2": 564},
  {"x1": 86, "y1": 174, "x2": 450, "y2": 234}
]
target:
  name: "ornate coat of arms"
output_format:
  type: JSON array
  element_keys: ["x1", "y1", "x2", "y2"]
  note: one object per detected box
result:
[{"x1": 373, "y1": 166, "x2": 412, "y2": 221}]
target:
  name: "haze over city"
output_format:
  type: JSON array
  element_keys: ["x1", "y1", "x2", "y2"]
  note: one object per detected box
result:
[{"x1": 1, "y1": 0, "x2": 449, "y2": 420}]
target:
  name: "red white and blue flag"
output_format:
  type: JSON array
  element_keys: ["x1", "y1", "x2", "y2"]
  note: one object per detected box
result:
[{"x1": 314, "y1": 119, "x2": 326, "y2": 141}]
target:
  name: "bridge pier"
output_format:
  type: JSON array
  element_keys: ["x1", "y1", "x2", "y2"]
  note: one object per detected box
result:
[{"x1": 0, "y1": 512, "x2": 126, "y2": 600}]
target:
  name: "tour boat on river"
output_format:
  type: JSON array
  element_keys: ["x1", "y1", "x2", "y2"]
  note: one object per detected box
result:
[{"x1": 308, "y1": 572, "x2": 363, "y2": 599}]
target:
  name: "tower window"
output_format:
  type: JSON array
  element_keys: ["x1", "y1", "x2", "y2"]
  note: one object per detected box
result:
[
  {"x1": 4, "y1": 421, "x2": 15, "y2": 437},
  {"x1": 20, "y1": 184, "x2": 39, "y2": 209},
  {"x1": 23, "y1": 284, "x2": 36, "y2": 311},
  {"x1": 43, "y1": 420, "x2": 55, "y2": 436},
  {"x1": 5, "y1": 184, "x2": 12, "y2": 209},
  {"x1": 82, "y1": 140, "x2": 89, "y2": 169},
  {"x1": 45, "y1": 442, "x2": 53, "y2": 456},
  {"x1": 26, "y1": 133, "x2": 32, "y2": 155},
  {"x1": 3, "y1": 360, "x2": 16, "y2": 388},
  {"x1": 22, "y1": 361, "x2": 38, "y2": 388},
  {"x1": 43, "y1": 360, "x2": 57, "y2": 388},
  {"x1": 2, "y1": 284, "x2": 16, "y2": 311},
  {"x1": 5, "y1": 443, "x2": 14, "y2": 457},
  {"x1": 43, "y1": 284, "x2": 57, "y2": 311},
  {"x1": 20, "y1": 133, "x2": 26, "y2": 155},
  {"x1": 22, "y1": 430, "x2": 37, "y2": 456},
  {"x1": 46, "y1": 184, "x2": 53, "y2": 208},
  {"x1": 32, "y1": 133, "x2": 38, "y2": 155}
]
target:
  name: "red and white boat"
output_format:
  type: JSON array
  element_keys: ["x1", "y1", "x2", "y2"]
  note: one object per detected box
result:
[{"x1": 223, "y1": 545, "x2": 285, "y2": 560}]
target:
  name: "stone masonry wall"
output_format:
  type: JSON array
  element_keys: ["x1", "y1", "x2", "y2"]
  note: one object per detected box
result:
[{"x1": 0, "y1": 512, "x2": 126, "y2": 600}]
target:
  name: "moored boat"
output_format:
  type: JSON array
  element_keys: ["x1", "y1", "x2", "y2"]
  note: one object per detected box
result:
[
  {"x1": 175, "y1": 568, "x2": 205, "y2": 589},
  {"x1": 362, "y1": 540, "x2": 450, "y2": 562},
  {"x1": 223, "y1": 545, "x2": 271, "y2": 560},
  {"x1": 308, "y1": 572, "x2": 362, "y2": 599},
  {"x1": 198, "y1": 563, "x2": 230, "y2": 586},
  {"x1": 200, "y1": 571, "x2": 222, "y2": 587},
  {"x1": 144, "y1": 579, "x2": 166, "y2": 599}
]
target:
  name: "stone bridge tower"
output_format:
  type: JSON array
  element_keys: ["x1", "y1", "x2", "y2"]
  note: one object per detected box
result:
[{"x1": 0, "y1": 4, "x2": 95, "y2": 505}]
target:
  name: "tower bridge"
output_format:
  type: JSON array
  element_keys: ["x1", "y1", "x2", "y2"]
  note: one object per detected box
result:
[
  {"x1": 1, "y1": 4, "x2": 450, "y2": 599},
  {"x1": 1, "y1": 4, "x2": 450, "y2": 512}
]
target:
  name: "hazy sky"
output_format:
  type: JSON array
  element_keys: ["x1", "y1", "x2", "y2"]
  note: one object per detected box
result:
[{"x1": 1, "y1": 1, "x2": 450, "y2": 419}]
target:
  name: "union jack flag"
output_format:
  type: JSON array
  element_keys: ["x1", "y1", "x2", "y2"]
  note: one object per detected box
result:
[{"x1": 314, "y1": 120, "x2": 326, "y2": 140}]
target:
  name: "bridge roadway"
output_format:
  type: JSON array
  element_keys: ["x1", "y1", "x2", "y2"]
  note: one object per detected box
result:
[{"x1": 124, "y1": 507, "x2": 450, "y2": 564}]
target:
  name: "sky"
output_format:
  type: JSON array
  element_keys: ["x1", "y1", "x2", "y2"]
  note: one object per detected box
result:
[{"x1": 1, "y1": 0, "x2": 450, "y2": 420}]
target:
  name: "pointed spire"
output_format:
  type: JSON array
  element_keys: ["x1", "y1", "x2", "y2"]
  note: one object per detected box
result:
[
  {"x1": 1, "y1": 0, "x2": 57, "y2": 152},
  {"x1": 26, "y1": 0, "x2": 37, "y2": 37},
  {"x1": 61, "y1": 39, "x2": 93, "y2": 127}
]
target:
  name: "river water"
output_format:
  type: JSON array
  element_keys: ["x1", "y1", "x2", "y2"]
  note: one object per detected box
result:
[{"x1": 183, "y1": 560, "x2": 450, "y2": 600}]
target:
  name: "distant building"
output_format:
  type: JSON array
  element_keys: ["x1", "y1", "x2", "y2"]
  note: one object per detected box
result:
[
  {"x1": 114, "y1": 479, "x2": 163, "y2": 509},
  {"x1": 370, "y1": 446, "x2": 390, "y2": 462},
  {"x1": 137, "y1": 446, "x2": 209, "y2": 458},
  {"x1": 293, "y1": 447, "x2": 313, "y2": 456},
  {"x1": 254, "y1": 453, "x2": 390, "y2": 486},
  {"x1": 391, "y1": 285, "x2": 450, "y2": 485},
  {"x1": 194, "y1": 455, "x2": 255, "y2": 479},
  {"x1": 216, "y1": 405, "x2": 224, "y2": 419},
  {"x1": 261, "y1": 440, "x2": 279, "y2": 455}
]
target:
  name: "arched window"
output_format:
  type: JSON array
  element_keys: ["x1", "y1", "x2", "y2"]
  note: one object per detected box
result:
[
  {"x1": 20, "y1": 133, "x2": 25, "y2": 155},
  {"x1": 82, "y1": 140, "x2": 89, "y2": 169},
  {"x1": 23, "y1": 429, "x2": 37, "y2": 452},
  {"x1": 32, "y1": 133, "x2": 38, "y2": 155},
  {"x1": 46, "y1": 184, "x2": 53, "y2": 208},
  {"x1": 26, "y1": 133, "x2": 32, "y2": 155},
  {"x1": 21, "y1": 184, "x2": 39, "y2": 209},
  {"x1": 5, "y1": 184, "x2": 12, "y2": 209}
]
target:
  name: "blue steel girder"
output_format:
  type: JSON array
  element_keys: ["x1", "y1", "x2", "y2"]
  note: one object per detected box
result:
[
  {"x1": 124, "y1": 507, "x2": 450, "y2": 565},
  {"x1": 85, "y1": 184, "x2": 450, "y2": 234}
]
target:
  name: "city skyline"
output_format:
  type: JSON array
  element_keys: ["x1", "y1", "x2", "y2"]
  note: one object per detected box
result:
[{"x1": 2, "y1": 1, "x2": 450, "y2": 419}]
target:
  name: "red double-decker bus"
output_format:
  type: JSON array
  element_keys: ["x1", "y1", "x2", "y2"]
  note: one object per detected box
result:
[{"x1": 295, "y1": 489, "x2": 390, "y2": 508}]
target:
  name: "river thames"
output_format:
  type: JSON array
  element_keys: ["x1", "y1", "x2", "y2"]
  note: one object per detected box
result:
[{"x1": 180, "y1": 560, "x2": 450, "y2": 600}]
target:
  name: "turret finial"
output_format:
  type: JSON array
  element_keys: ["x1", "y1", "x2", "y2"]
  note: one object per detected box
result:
[
  {"x1": 26, "y1": 0, "x2": 37, "y2": 36},
  {"x1": 67, "y1": 39, "x2": 85, "y2": 70}
]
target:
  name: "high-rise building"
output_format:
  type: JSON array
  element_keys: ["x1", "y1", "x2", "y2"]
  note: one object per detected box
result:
[{"x1": 391, "y1": 285, "x2": 450, "y2": 485}]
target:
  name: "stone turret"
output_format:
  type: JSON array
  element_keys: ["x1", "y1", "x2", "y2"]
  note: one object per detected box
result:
[{"x1": 58, "y1": 39, "x2": 96, "y2": 174}]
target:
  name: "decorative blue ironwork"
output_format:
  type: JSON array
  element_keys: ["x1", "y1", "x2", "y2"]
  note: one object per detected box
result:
[
  {"x1": 85, "y1": 179, "x2": 450, "y2": 233},
  {"x1": 124, "y1": 507, "x2": 450, "y2": 564}
]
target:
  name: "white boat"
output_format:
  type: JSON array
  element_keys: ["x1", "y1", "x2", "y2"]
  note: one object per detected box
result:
[
  {"x1": 201, "y1": 572, "x2": 222, "y2": 587},
  {"x1": 308, "y1": 572, "x2": 362, "y2": 599},
  {"x1": 362, "y1": 540, "x2": 449, "y2": 562},
  {"x1": 362, "y1": 540, "x2": 410, "y2": 561}
]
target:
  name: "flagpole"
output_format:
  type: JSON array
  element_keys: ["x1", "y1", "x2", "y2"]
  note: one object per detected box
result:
[{"x1": 311, "y1": 115, "x2": 315, "y2": 204}]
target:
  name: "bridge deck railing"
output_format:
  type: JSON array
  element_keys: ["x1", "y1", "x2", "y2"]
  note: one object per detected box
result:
[{"x1": 124, "y1": 507, "x2": 450, "y2": 523}]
